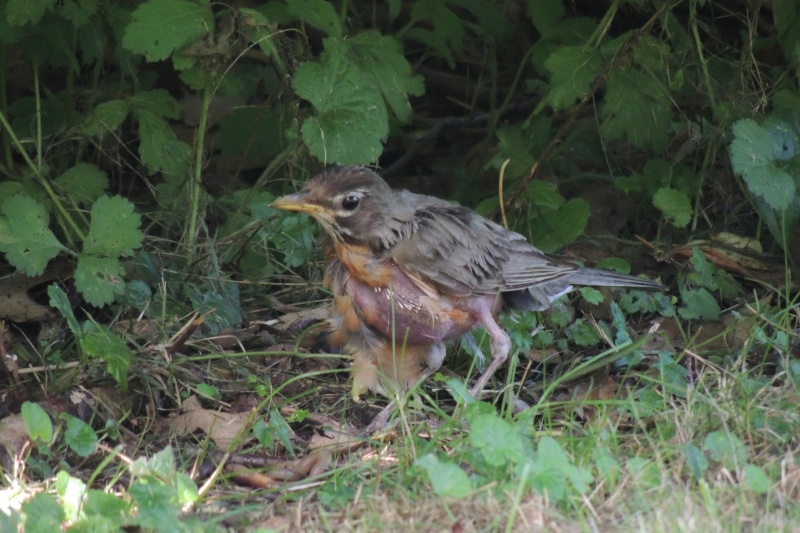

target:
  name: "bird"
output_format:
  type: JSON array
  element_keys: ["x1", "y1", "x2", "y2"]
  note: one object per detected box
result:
[{"x1": 271, "y1": 165, "x2": 663, "y2": 401}]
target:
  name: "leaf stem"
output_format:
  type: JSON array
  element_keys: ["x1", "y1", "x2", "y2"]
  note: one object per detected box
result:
[{"x1": 187, "y1": 85, "x2": 212, "y2": 258}]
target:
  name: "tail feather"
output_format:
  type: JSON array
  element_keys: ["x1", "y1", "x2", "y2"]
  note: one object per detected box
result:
[{"x1": 564, "y1": 268, "x2": 663, "y2": 289}]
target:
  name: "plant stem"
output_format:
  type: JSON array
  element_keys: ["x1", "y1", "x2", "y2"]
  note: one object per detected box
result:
[
  {"x1": 187, "y1": 85, "x2": 212, "y2": 259},
  {"x1": 690, "y1": 0, "x2": 716, "y2": 112}
]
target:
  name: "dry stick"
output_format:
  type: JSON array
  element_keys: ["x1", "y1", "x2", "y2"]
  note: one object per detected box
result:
[{"x1": 501, "y1": 0, "x2": 679, "y2": 213}]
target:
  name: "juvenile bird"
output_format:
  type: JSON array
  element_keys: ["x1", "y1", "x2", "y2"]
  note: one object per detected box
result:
[{"x1": 271, "y1": 166, "x2": 662, "y2": 399}]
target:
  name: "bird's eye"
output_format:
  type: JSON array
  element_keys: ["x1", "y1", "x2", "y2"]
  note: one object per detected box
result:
[{"x1": 341, "y1": 195, "x2": 360, "y2": 211}]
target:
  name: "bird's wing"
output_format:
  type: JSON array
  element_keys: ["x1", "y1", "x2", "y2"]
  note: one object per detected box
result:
[{"x1": 389, "y1": 195, "x2": 575, "y2": 296}]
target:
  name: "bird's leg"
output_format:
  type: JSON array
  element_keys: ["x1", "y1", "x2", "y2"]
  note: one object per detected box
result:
[{"x1": 469, "y1": 307, "x2": 511, "y2": 399}]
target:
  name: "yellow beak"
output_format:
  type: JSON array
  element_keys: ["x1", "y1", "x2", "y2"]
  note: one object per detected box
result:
[{"x1": 269, "y1": 192, "x2": 324, "y2": 215}]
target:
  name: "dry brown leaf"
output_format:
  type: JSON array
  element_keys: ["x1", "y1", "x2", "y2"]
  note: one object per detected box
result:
[{"x1": 170, "y1": 395, "x2": 252, "y2": 450}]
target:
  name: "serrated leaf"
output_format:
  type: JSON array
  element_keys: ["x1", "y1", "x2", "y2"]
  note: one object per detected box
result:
[
  {"x1": 703, "y1": 431, "x2": 747, "y2": 469},
  {"x1": 133, "y1": 89, "x2": 183, "y2": 120},
  {"x1": 84, "y1": 196, "x2": 143, "y2": 257},
  {"x1": 0, "y1": 195, "x2": 64, "y2": 276},
  {"x1": 293, "y1": 41, "x2": 388, "y2": 164},
  {"x1": 678, "y1": 287, "x2": 720, "y2": 321},
  {"x1": 135, "y1": 109, "x2": 192, "y2": 175},
  {"x1": 122, "y1": 0, "x2": 214, "y2": 62},
  {"x1": 537, "y1": 436, "x2": 594, "y2": 495},
  {"x1": 408, "y1": 0, "x2": 464, "y2": 68},
  {"x1": 347, "y1": 31, "x2": 425, "y2": 122},
  {"x1": 55, "y1": 163, "x2": 109, "y2": 207},
  {"x1": 81, "y1": 99, "x2": 130, "y2": 138},
  {"x1": 602, "y1": 68, "x2": 671, "y2": 153},
  {"x1": 6, "y1": 0, "x2": 57, "y2": 26},
  {"x1": 653, "y1": 187, "x2": 692, "y2": 228},
  {"x1": 579, "y1": 287, "x2": 605, "y2": 305},
  {"x1": 79, "y1": 325, "x2": 133, "y2": 387},
  {"x1": 470, "y1": 413, "x2": 528, "y2": 466},
  {"x1": 680, "y1": 443, "x2": 708, "y2": 478},
  {"x1": 284, "y1": 0, "x2": 341, "y2": 37},
  {"x1": 21, "y1": 493, "x2": 64, "y2": 532},
  {"x1": 75, "y1": 255, "x2": 127, "y2": 307},
  {"x1": 414, "y1": 454, "x2": 471, "y2": 498},
  {"x1": 545, "y1": 45, "x2": 602, "y2": 111}
]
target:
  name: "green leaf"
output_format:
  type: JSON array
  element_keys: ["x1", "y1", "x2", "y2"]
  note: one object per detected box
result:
[
  {"x1": 79, "y1": 326, "x2": 133, "y2": 387},
  {"x1": 0, "y1": 195, "x2": 65, "y2": 276},
  {"x1": 21, "y1": 493, "x2": 64, "y2": 532},
  {"x1": 730, "y1": 119, "x2": 796, "y2": 211},
  {"x1": 414, "y1": 454, "x2": 471, "y2": 498},
  {"x1": 293, "y1": 40, "x2": 388, "y2": 164},
  {"x1": 55, "y1": 163, "x2": 110, "y2": 207},
  {"x1": 579, "y1": 287, "x2": 605, "y2": 305},
  {"x1": 122, "y1": 0, "x2": 214, "y2": 62},
  {"x1": 678, "y1": 287, "x2": 720, "y2": 321},
  {"x1": 743, "y1": 464, "x2": 771, "y2": 494},
  {"x1": 130, "y1": 447, "x2": 176, "y2": 478},
  {"x1": 84, "y1": 196, "x2": 144, "y2": 257},
  {"x1": 347, "y1": 31, "x2": 425, "y2": 122},
  {"x1": 602, "y1": 67, "x2": 671, "y2": 153},
  {"x1": 21, "y1": 401, "x2": 53, "y2": 444},
  {"x1": 75, "y1": 255, "x2": 127, "y2": 307},
  {"x1": 284, "y1": 0, "x2": 341, "y2": 37},
  {"x1": 653, "y1": 187, "x2": 692, "y2": 228},
  {"x1": 470, "y1": 413, "x2": 528, "y2": 467},
  {"x1": 529, "y1": 197, "x2": 589, "y2": 252},
  {"x1": 128, "y1": 479, "x2": 181, "y2": 530},
  {"x1": 537, "y1": 436, "x2": 593, "y2": 495},
  {"x1": 529, "y1": 0, "x2": 565, "y2": 38},
  {"x1": 703, "y1": 431, "x2": 747, "y2": 470},
  {"x1": 407, "y1": 0, "x2": 464, "y2": 68},
  {"x1": 133, "y1": 89, "x2": 183, "y2": 120},
  {"x1": 135, "y1": 109, "x2": 192, "y2": 176},
  {"x1": 565, "y1": 318, "x2": 601, "y2": 346},
  {"x1": 56, "y1": 470, "x2": 88, "y2": 523},
  {"x1": 84, "y1": 490, "x2": 131, "y2": 522},
  {"x1": 545, "y1": 45, "x2": 602, "y2": 111},
  {"x1": 47, "y1": 284, "x2": 82, "y2": 337},
  {"x1": 6, "y1": 0, "x2": 57, "y2": 26},
  {"x1": 63, "y1": 414, "x2": 99, "y2": 457},
  {"x1": 81, "y1": 100, "x2": 130, "y2": 139},
  {"x1": 687, "y1": 247, "x2": 717, "y2": 290},
  {"x1": 680, "y1": 443, "x2": 708, "y2": 479}
]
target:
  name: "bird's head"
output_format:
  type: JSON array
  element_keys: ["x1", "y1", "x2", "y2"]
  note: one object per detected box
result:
[{"x1": 270, "y1": 166, "x2": 410, "y2": 249}]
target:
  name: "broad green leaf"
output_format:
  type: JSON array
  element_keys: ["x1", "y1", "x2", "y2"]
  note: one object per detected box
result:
[
  {"x1": 122, "y1": 0, "x2": 214, "y2": 62},
  {"x1": 579, "y1": 287, "x2": 605, "y2": 305},
  {"x1": 21, "y1": 493, "x2": 64, "y2": 532},
  {"x1": 21, "y1": 401, "x2": 53, "y2": 444},
  {"x1": 56, "y1": 470, "x2": 88, "y2": 523},
  {"x1": 537, "y1": 436, "x2": 593, "y2": 495},
  {"x1": 528, "y1": 0, "x2": 565, "y2": 37},
  {"x1": 680, "y1": 443, "x2": 708, "y2": 479},
  {"x1": 602, "y1": 67, "x2": 671, "y2": 153},
  {"x1": 407, "y1": 0, "x2": 464, "y2": 67},
  {"x1": 75, "y1": 254, "x2": 126, "y2": 307},
  {"x1": 703, "y1": 431, "x2": 747, "y2": 469},
  {"x1": 79, "y1": 325, "x2": 133, "y2": 387},
  {"x1": 565, "y1": 318, "x2": 601, "y2": 346},
  {"x1": 81, "y1": 100, "x2": 130, "y2": 138},
  {"x1": 133, "y1": 89, "x2": 183, "y2": 120},
  {"x1": 135, "y1": 109, "x2": 192, "y2": 176},
  {"x1": 128, "y1": 479, "x2": 181, "y2": 530},
  {"x1": 653, "y1": 187, "x2": 692, "y2": 228},
  {"x1": 347, "y1": 31, "x2": 425, "y2": 122},
  {"x1": 743, "y1": 464, "x2": 771, "y2": 494},
  {"x1": 284, "y1": 0, "x2": 341, "y2": 37},
  {"x1": 687, "y1": 247, "x2": 717, "y2": 290},
  {"x1": 470, "y1": 413, "x2": 528, "y2": 467},
  {"x1": 293, "y1": 41, "x2": 388, "y2": 164},
  {"x1": 130, "y1": 447, "x2": 176, "y2": 478},
  {"x1": 84, "y1": 490, "x2": 131, "y2": 520},
  {"x1": 529, "y1": 197, "x2": 589, "y2": 252},
  {"x1": 48, "y1": 283, "x2": 82, "y2": 336},
  {"x1": 55, "y1": 163, "x2": 110, "y2": 207},
  {"x1": 545, "y1": 45, "x2": 602, "y2": 110},
  {"x1": 678, "y1": 287, "x2": 720, "y2": 321},
  {"x1": 592, "y1": 446, "x2": 621, "y2": 484},
  {"x1": 730, "y1": 119, "x2": 796, "y2": 211},
  {"x1": 774, "y1": 0, "x2": 800, "y2": 60},
  {"x1": 6, "y1": 0, "x2": 57, "y2": 26},
  {"x1": 63, "y1": 414, "x2": 99, "y2": 457},
  {"x1": 414, "y1": 454, "x2": 471, "y2": 498},
  {"x1": 0, "y1": 195, "x2": 64, "y2": 276},
  {"x1": 84, "y1": 196, "x2": 144, "y2": 257}
]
